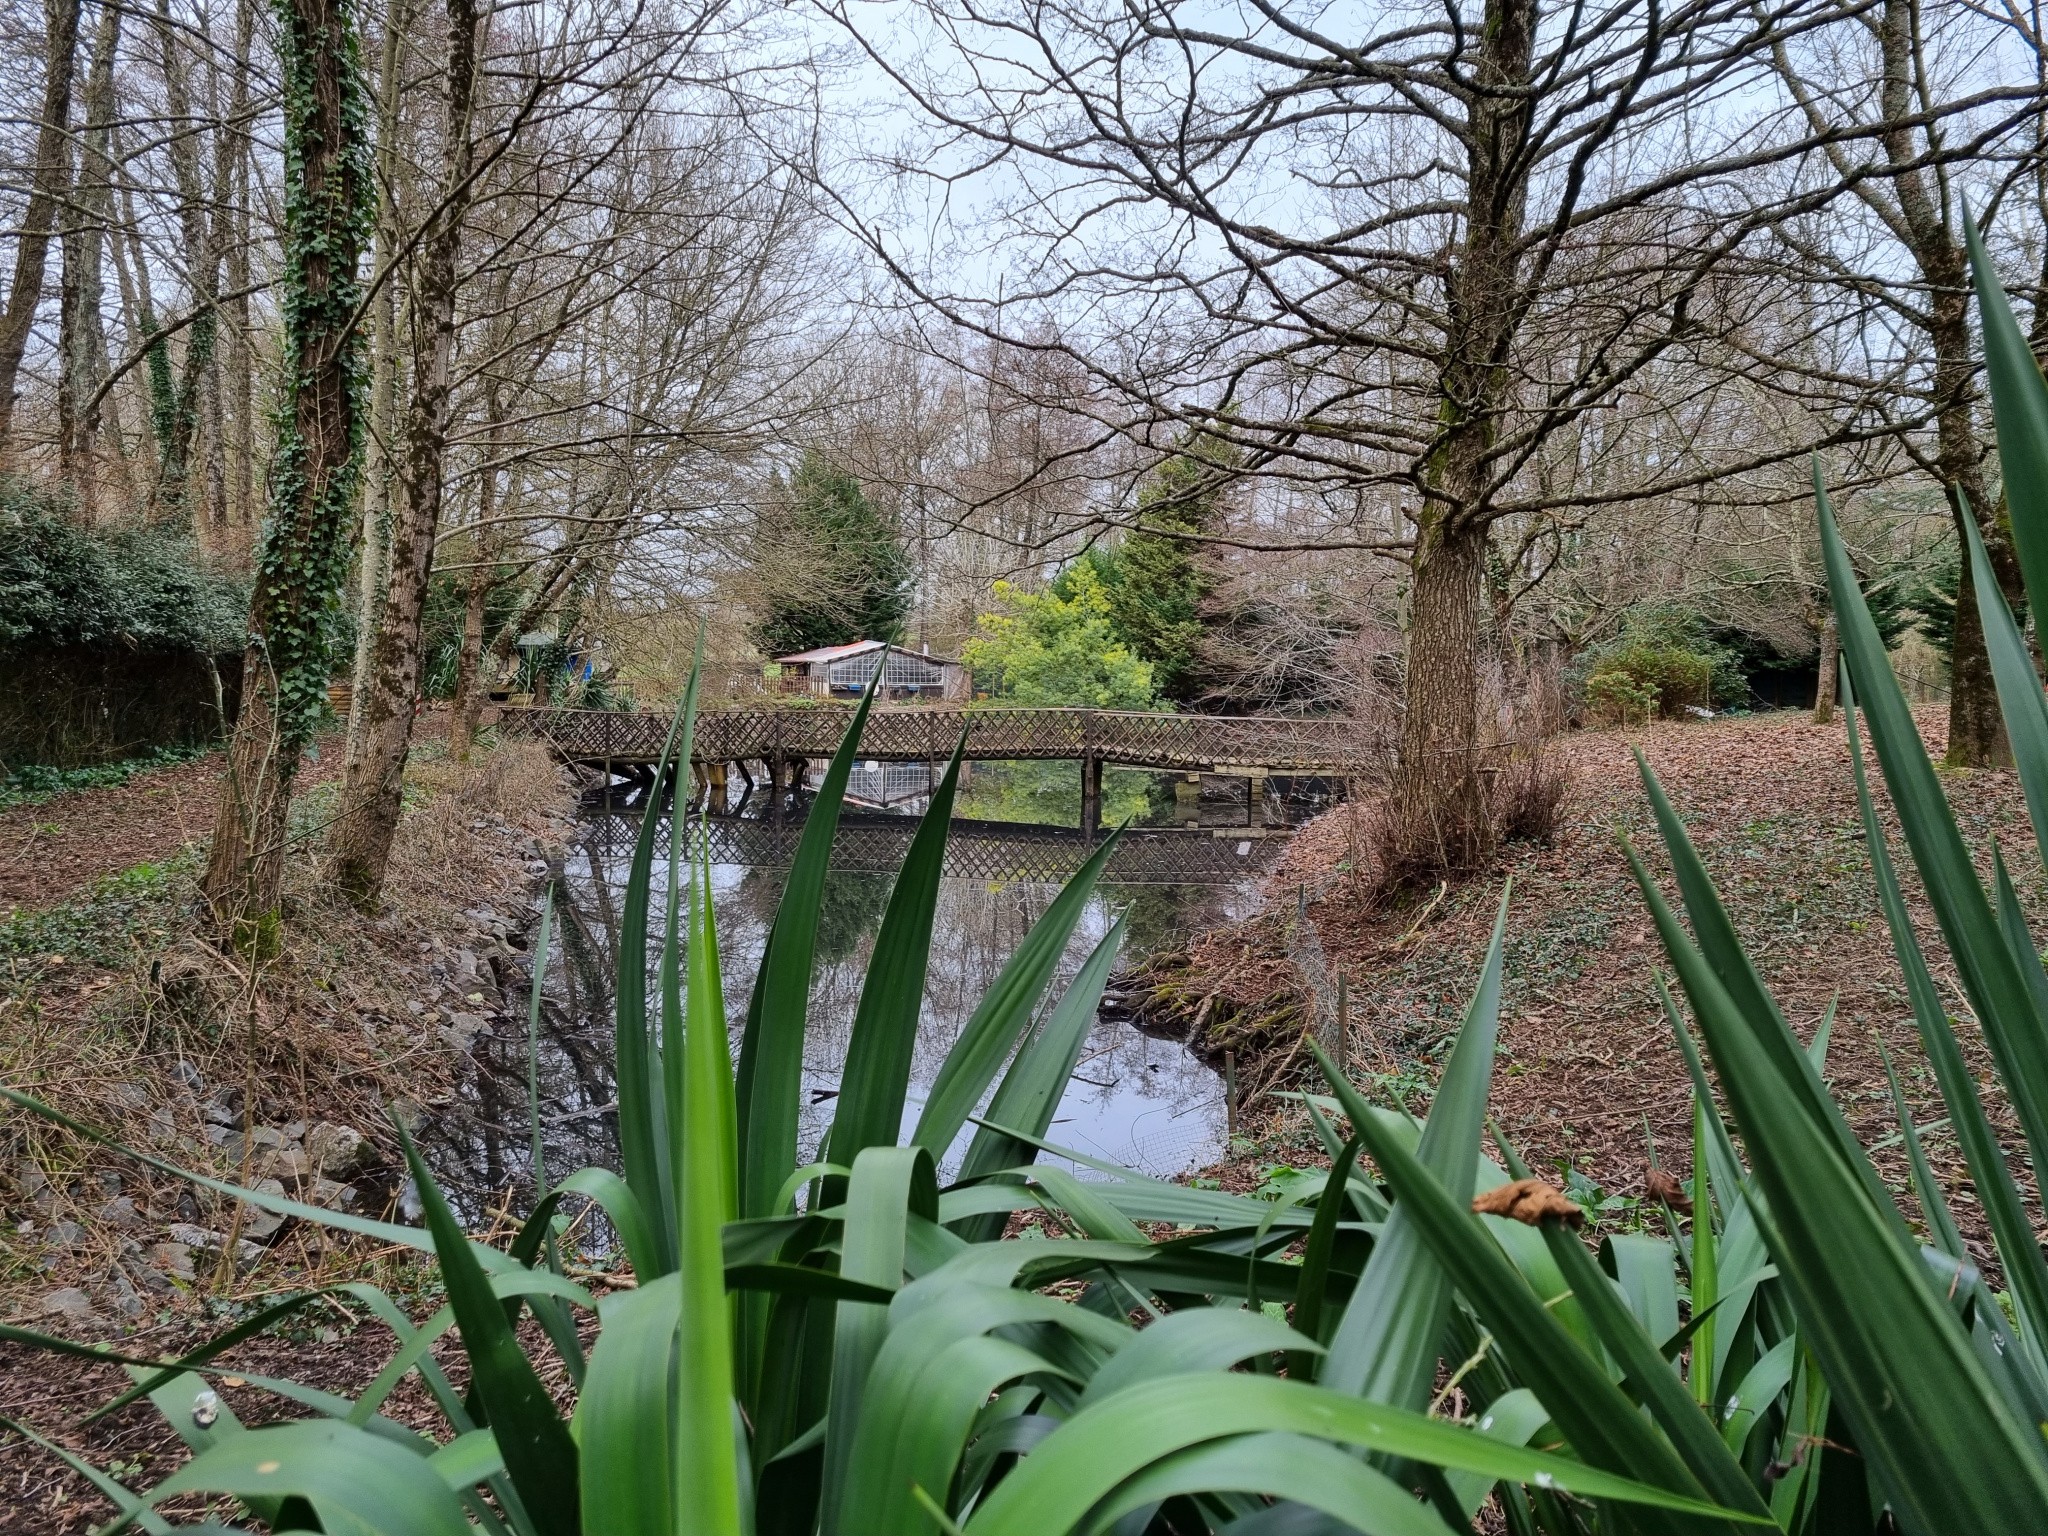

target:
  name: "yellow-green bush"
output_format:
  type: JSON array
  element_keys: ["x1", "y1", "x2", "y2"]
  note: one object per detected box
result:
[{"x1": 1582, "y1": 642, "x2": 1714, "y2": 722}]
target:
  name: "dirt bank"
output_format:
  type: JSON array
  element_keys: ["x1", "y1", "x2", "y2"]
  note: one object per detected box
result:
[
  {"x1": 1143, "y1": 708, "x2": 2028, "y2": 1234},
  {"x1": 0, "y1": 730, "x2": 579, "y2": 1531}
]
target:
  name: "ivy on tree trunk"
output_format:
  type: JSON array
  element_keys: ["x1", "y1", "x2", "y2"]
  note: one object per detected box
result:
[{"x1": 201, "y1": 0, "x2": 371, "y2": 947}]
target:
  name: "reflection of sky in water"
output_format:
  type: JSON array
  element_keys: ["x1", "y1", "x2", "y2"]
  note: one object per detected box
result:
[
  {"x1": 699, "y1": 859, "x2": 1244, "y2": 1180},
  {"x1": 425, "y1": 810, "x2": 1252, "y2": 1217}
]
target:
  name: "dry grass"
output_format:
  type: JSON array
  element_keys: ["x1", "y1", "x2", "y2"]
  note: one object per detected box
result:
[{"x1": 0, "y1": 733, "x2": 573, "y2": 1320}]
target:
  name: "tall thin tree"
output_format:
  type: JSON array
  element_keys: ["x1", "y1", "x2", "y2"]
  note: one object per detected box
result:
[
  {"x1": 0, "y1": 0, "x2": 84, "y2": 460},
  {"x1": 329, "y1": 0, "x2": 482, "y2": 903},
  {"x1": 202, "y1": 0, "x2": 374, "y2": 945}
]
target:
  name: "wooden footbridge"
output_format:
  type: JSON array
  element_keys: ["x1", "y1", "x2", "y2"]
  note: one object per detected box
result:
[
  {"x1": 503, "y1": 704, "x2": 1368, "y2": 774},
  {"x1": 503, "y1": 704, "x2": 1368, "y2": 830}
]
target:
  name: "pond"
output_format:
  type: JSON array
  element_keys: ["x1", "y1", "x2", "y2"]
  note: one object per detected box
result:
[{"x1": 421, "y1": 763, "x2": 1330, "y2": 1220}]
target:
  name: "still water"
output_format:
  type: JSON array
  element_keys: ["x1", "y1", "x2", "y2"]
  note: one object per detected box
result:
[{"x1": 423, "y1": 765, "x2": 1316, "y2": 1216}]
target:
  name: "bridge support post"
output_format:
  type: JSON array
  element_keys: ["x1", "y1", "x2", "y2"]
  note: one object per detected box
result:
[
  {"x1": 1081, "y1": 753, "x2": 1102, "y2": 837},
  {"x1": 707, "y1": 761, "x2": 728, "y2": 815}
]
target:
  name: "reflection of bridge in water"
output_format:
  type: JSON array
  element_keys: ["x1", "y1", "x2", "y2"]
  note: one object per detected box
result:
[{"x1": 581, "y1": 809, "x2": 1288, "y2": 885}]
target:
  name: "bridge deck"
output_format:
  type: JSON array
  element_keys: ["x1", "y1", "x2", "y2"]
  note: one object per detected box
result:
[{"x1": 504, "y1": 704, "x2": 1367, "y2": 776}]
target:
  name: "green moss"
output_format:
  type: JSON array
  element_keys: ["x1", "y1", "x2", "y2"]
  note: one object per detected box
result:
[{"x1": 230, "y1": 908, "x2": 284, "y2": 962}]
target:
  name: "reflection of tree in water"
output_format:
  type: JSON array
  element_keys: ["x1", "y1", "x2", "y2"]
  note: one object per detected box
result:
[
  {"x1": 424, "y1": 810, "x2": 1240, "y2": 1213},
  {"x1": 725, "y1": 863, "x2": 785, "y2": 934},
  {"x1": 1109, "y1": 882, "x2": 1222, "y2": 958},
  {"x1": 814, "y1": 871, "x2": 893, "y2": 965},
  {"x1": 955, "y1": 762, "x2": 1163, "y2": 826}
]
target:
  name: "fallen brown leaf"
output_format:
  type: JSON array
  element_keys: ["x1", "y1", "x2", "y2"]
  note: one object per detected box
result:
[
  {"x1": 1644, "y1": 1167, "x2": 1692, "y2": 1211},
  {"x1": 1472, "y1": 1177, "x2": 1584, "y2": 1228}
]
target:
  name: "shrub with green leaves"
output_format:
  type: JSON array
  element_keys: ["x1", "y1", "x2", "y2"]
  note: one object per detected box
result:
[
  {"x1": 1582, "y1": 664, "x2": 1664, "y2": 724},
  {"x1": 0, "y1": 484, "x2": 246, "y2": 657},
  {"x1": 0, "y1": 742, "x2": 211, "y2": 810},
  {"x1": 962, "y1": 563, "x2": 1161, "y2": 709},
  {"x1": 13, "y1": 235, "x2": 2048, "y2": 1534},
  {"x1": 1579, "y1": 639, "x2": 1717, "y2": 723}
]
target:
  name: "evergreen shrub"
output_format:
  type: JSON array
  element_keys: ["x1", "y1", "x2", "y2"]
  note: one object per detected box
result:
[
  {"x1": 0, "y1": 482, "x2": 248, "y2": 765},
  {"x1": 0, "y1": 483, "x2": 245, "y2": 656},
  {"x1": 1583, "y1": 643, "x2": 1714, "y2": 722}
]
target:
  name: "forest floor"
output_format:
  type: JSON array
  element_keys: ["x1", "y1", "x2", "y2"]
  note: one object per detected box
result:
[
  {"x1": 0, "y1": 750, "x2": 313, "y2": 919},
  {"x1": 1169, "y1": 704, "x2": 2030, "y2": 1245},
  {"x1": 0, "y1": 720, "x2": 576, "y2": 1531}
]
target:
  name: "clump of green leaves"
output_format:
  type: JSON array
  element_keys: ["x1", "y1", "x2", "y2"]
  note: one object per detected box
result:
[
  {"x1": 1014, "y1": 445, "x2": 1235, "y2": 707},
  {"x1": 963, "y1": 562, "x2": 1160, "y2": 708},
  {"x1": 1572, "y1": 604, "x2": 1744, "y2": 717},
  {"x1": 0, "y1": 853, "x2": 185, "y2": 968},
  {"x1": 0, "y1": 484, "x2": 246, "y2": 656},
  {"x1": 1584, "y1": 644, "x2": 1711, "y2": 722},
  {"x1": 420, "y1": 567, "x2": 526, "y2": 697},
  {"x1": 0, "y1": 742, "x2": 210, "y2": 810}
]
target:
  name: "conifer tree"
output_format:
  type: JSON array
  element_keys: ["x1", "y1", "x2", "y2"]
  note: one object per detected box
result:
[
  {"x1": 749, "y1": 451, "x2": 913, "y2": 656},
  {"x1": 1106, "y1": 446, "x2": 1230, "y2": 705}
]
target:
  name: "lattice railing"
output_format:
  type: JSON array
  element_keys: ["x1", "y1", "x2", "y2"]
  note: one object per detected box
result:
[
  {"x1": 579, "y1": 813, "x2": 1287, "y2": 884},
  {"x1": 503, "y1": 704, "x2": 1369, "y2": 775}
]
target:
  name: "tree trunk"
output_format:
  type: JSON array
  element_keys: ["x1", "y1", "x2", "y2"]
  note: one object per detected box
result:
[
  {"x1": 329, "y1": 0, "x2": 480, "y2": 905},
  {"x1": 202, "y1": 0, "x2": 372, "y2": 945},
  {"x1": 449, "y1": 556, "x2": 491, "y2": 758},
  {"x1": 0, "y1": 0, "x2": 83, "y2": 459},
  {"x1": 151, "y1": 0, "x2": 223, "y2": 532},
  {"x1": 1813, "y1": 613, "x2": 1839, "y2": 725},
  {"x1": 220, "y1": 0, "x2": 256, "y2": 533},
  {"x1": 1391, "y1": 0, "x2": 1532, "y2": 876},
  {"x1": 57, "y1": 1, "x2": 118, "y2": 507},
  {"x1": 98, "y1": 162, "x2": 147, "y2": 509},
  {"x1": 1398, "y1": 513, "x2": 1491, "y2": 867},
  {"x1": 344, "y1": 0, "x2": 408, "y2": 764},
  {"x1": 1869, "y1": 0, "x2": 2018, "y2": 766},
  {"x1": 448, "y1": 445, "x2": 501, "y2": 759},
  {"x1": 1929, "y1": 281, "x2": 2016, "y2": 767}
]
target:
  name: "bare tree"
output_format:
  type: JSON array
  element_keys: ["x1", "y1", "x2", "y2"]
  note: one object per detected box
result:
[
  {"x1": 1762, "y1": 0, "x2": 2043, "y2": 763},
  {"x1": 329, "y1": 0, "x2": 482, "y2": 903},
  {"x1": 323, "y1": 0, "x2": 834, "y2": 896},
  {"x1": 0, "y1": 0, "x2": 81, "y2": 458},
  {"x1": 826, "y1": 0, "x2": 2039, "y2": 870},
  {"x1": 56, "y1": 0, "x2": 118, "y2": 508}
]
